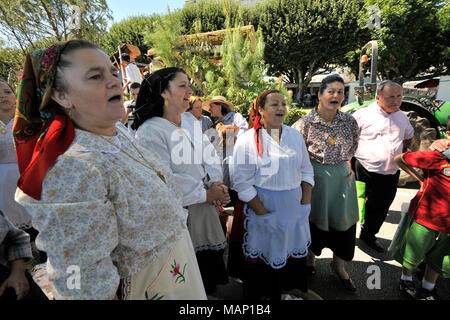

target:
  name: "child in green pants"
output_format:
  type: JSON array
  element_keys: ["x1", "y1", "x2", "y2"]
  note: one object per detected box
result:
[{"x1": 393, "y1": 118, "x2": 449, "y2": 300}]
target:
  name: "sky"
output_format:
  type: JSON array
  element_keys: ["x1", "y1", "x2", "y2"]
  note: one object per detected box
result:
[{"x1": 106, "y1": 0, "x2": 186, "y2": 25}]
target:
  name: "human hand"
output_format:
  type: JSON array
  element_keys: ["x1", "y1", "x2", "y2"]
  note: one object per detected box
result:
[
  {"x1": 0, "y1": 270, "x2": 30, "y2": 300},
  {"x1": 207, "y1": 182, "x2": 230, "y2": 206},
  {"x1": 429, "y1": 139, "x2": 449, "y2": 152}
]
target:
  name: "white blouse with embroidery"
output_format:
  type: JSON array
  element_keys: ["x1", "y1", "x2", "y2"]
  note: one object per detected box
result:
[
  {"x1": 15, "y1": 125, "x2": 188, "y2": 300},
  {"x1": 230, "y1": 124, "x2": 315, "y2": 202},
  {"x1": 135, "y1": 116, "x2": 223, "y2": 207}
]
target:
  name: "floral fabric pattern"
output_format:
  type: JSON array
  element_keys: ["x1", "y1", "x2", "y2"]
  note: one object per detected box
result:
[
  {"x1": 292, "y1": 108, "x2": 359, "y2": 165},
  {"x1": 16, "y1": 125, "x2": 188, "y2": 300}
]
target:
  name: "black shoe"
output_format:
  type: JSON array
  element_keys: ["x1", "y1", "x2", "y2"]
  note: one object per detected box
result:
[
  {"x1": 360, "y1": 236, "x2": 385, "y2": 253},
  {"x1": 330, "y1": 262, "x2": 357, "y2": 292},
  {"x1": 399, "y1": 279, "x2": 416, "y2": 298},
  {"x1": 414, "y1": 287, "x2": 439, "y2": 300}
]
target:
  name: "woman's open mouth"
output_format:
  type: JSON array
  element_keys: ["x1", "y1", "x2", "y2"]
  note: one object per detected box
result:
[{"x1": 108, "y1": 95, "x2": 122, "y2": 103}]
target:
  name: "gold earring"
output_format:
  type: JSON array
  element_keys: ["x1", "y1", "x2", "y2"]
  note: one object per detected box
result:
[
  {"x1": 68, "y1": 108, "x2": 73, "y2": 118},
  {"x1": 164, "y1": 99, "x2": 169, "y2": 107}
]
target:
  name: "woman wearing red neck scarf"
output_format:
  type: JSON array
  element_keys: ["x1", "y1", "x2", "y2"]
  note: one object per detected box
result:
[
  {"x1": 13, "y1": 40, "x2": 206, "y2": 300},
  {"x1": 228, "y1": 90, "x2": 321, "y2": 300}
]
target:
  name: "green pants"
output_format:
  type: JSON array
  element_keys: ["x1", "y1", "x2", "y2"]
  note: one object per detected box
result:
[{"x1": 392, "y1": 217, "x2": 450, "y2": 278}]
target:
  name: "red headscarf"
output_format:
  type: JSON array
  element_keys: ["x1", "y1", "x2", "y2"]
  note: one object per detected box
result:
[
  {"x1": 13, "y1": 41, "x2": 75, "y2": 200},
  {"x1": 248, "y1": 90, "x2": 280, "y2": 157}
]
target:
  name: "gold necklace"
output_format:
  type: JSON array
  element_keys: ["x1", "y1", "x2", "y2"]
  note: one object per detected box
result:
[
  {"x1": 316, "y1": 107, "x2": 337, "y2": 145},
  {"x1": 0, "y1": 119, "x2": 9, "y2": 134},
  {"x1": 98, "y1": 132, "x2": 166, "y2": 184}
]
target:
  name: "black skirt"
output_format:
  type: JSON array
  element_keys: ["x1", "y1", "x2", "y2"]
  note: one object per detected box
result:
[
  {"x1": 196, "y1": 249, "x2": 229, "y2": 294},
  {"x1": 309, "y1": 222, "x2": 357, "y2": 261}
]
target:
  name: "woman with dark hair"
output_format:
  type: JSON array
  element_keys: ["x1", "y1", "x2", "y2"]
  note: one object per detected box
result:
[
  {"x1": 132, "y1": 68, "x2": 230, "y2": 294},
  {"x1": 292, "y1": 74, "x2": 359, "y2": 292},
  {"x1": 14, "y1": 40, "x2": 206, "y2": 300},
  {"x1": 229, "y1": 90, "x2": 318, "y2": 300}
]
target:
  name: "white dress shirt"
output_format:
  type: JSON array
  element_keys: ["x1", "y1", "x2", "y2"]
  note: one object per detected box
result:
[
  {"x1": 353, "y1": 102, "x2": 414, "y2": 175},
  {"x1": 125, "y1": 63, "x2": 142, "y2": 88}
]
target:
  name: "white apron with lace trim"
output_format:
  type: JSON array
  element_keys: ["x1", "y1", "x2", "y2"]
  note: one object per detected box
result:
[
  {"x1": 243, "y1": 186, "x2": 311, "y2": 269},
  {"x1": 187, "y1": 202, "x2": 227, "y2": 252}
]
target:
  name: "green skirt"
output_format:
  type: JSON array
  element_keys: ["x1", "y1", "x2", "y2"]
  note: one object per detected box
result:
[{"x1": 310, "y1": 161, "x2": 359, "y2": 231}]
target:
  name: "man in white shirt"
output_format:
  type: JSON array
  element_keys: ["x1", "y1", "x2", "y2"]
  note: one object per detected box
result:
[
  {"x1": 121, "y1": 53, "x2": 142, "y2": 92},
  {"x1": 351, "y1": 80, "x2": 414, "y2": 253}
]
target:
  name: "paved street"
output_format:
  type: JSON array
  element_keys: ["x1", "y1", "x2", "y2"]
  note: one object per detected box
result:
[{"x1": 209, "y1": 184, "x2": 450, "y2": 300}]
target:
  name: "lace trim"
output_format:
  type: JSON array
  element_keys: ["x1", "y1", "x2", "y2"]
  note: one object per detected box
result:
[
  {"x1": 242, "y1": 207, "x2": 310, "y2": 269},
  {"x1": 242, "y1": 233, "x2": 310, "y2": 269},
  {"x1": 194, "y1": 240, "x2": 227, "y2": 253},
  {"x1": 118, "y1": 277, "x2": 131, "y2": 300}
]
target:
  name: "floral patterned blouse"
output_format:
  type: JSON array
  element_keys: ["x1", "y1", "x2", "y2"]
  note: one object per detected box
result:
[
  {"x1": 16, "y1": 125, "x2": 188, "y2": 300},
  {"x1": 292, "y1": 108, "x2": 359, "y2": 165}
]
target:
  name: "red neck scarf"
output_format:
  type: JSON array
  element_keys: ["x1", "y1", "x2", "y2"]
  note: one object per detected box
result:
[{"x1": 13, "y1": 42, "x2": 75, "y2": 200}]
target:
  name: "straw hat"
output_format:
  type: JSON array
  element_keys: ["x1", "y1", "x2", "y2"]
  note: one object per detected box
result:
[
  {"x1": 147, "y1": 49, "x2": 156, "y2": 56},
  {"x1": 202, "y1": 96, "x2": 234, "y2": 113}
]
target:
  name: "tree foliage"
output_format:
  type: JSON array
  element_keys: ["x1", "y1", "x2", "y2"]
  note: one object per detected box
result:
[
  {"x1": 0, "y1": 0, "x2": 111, "y2": 53},
  {"x1": 145, "y1": 3, "x2": 289, "y2": 120},
  {"x1": 179, "y1": 0, "x2": 250, "y2": 34},
  {"x1": 256, "y1": 0, "x2": 367, "y2": 102},
  {"x1": 0, "y1": 43, "x2": 24, "y2": 85},
  {"x1": 362, "y1": 0, "x2": 448, "y2": 81}
]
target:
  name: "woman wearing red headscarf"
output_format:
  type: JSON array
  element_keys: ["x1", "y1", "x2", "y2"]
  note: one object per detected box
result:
[
  {"x1": 13, "y1": 40, "x2": 206, "y2": 300},
  {"x1": 229, "y1": 90, "x2": 319, "y2": 300}
]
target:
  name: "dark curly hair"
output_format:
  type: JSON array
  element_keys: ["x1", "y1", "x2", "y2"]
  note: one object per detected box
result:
[{"x1": 131, "y1": 67, "x2": 187, "y2": 130}]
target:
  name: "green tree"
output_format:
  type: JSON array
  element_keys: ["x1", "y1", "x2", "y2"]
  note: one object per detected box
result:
[
  {"x1": 256, "y1": 0, "x2": 367, "y2": 102},
  {"x1": 144, "y1": 11, "x2": 184, "y2": 68},
  {"x1": 144, "y1": 3, "x2": 289, "y2": 120},
  {"x1": 0, "y1": 0, "x2": 112, "y2": 53},
  {"x1": 0, "y1": 42, "x2": 24, "y2": 84},
  {"x1": 362, "y1": 0, "x2": 448, "y2": 81},
  {"x1": 179, "y1": 0, "x2": 250, "y2": 34}
]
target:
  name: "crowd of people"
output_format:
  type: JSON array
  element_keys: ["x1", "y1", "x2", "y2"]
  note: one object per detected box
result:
[{"x1": 0, "y1": 39, "x2": 448, "y2": 301}]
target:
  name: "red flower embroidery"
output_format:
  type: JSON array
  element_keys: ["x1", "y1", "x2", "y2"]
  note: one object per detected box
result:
[{"x1": 172, "y1": 264, "x2": 180, "y2": 277}]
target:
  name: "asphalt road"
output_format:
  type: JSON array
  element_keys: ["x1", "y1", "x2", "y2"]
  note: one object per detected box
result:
[{"x1": 208, "y1": 184, "x2": 450, "y2": 301}]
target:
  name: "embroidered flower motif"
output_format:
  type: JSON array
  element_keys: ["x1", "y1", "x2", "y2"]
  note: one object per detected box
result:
[
  {"x1": 172, "y1": 264, "x2": 180, "y2": 277},
  {"x1": 170, "y1": 259, "x2": 186, "y2": 284},
  {"x1": 145, "y1": 291, "x2": 164, "y2": 300}
]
